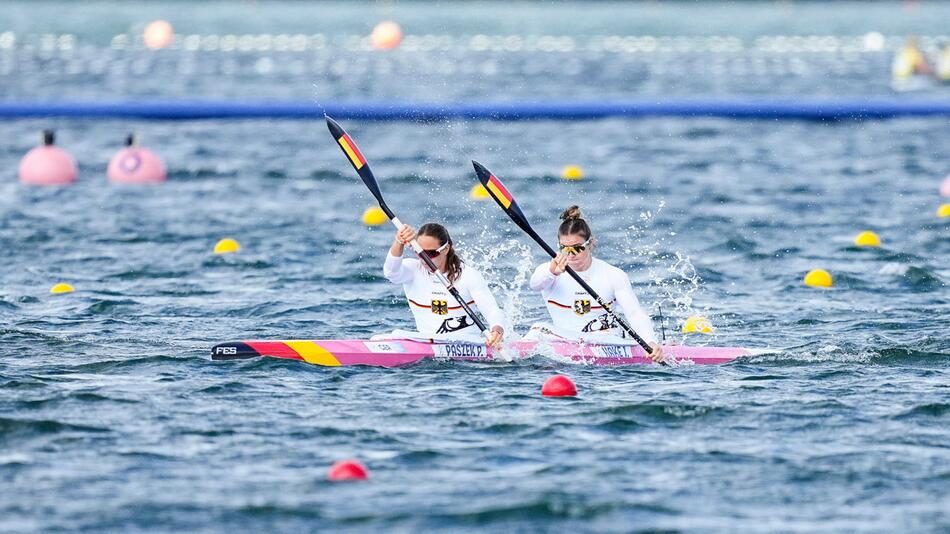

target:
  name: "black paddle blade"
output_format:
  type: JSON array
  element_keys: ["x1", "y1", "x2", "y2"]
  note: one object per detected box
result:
[
  {"x1": 326, "y1": 115, "x2": 395, "y2": 219},
  {"x1": 472, "y1": 161, "x2": 533, "y2": 234},
  {"x1": 472, "y1": 160, "x2": 558, "y2": 258}
]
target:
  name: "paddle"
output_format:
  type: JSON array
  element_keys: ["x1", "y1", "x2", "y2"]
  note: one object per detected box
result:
[
  {"x1": 325, "y1": 115, "x2": 491, "y2": 338},
  {"x1": 471, "y1": 160, "x2": 662, "y2": 360}
]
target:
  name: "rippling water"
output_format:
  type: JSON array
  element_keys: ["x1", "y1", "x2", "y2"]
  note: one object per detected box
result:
[{"x1": 2, "y1": 2, "x2": 950, "y2": 533}]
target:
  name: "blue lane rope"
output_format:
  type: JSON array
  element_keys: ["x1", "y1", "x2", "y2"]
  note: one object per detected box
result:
[{"x1": 0, "y1": 99, "x2": 948, "y2": 120}]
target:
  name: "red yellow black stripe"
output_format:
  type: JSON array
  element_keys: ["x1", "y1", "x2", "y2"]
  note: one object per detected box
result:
[
  {"x1": 409, "y1": 298, "x2": 475, "y2": 310},
  {"x1": 337, "y1": 134, "x2": 366, "y2": 170},
  {"x1": 211, "y1": 341, "x2": 341, "y2": 366},
  {"x1": 485, "y1": 173, "x2": 513, "y2": 208},
  {"x1": 546, "y1": 299, "x2": 611, "y2": 310}
]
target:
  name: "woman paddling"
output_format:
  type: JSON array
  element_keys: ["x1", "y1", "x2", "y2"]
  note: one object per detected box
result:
[
  {"x1": 528, "y1": 206, "x2": 663, "y2": 362},
  {"x1": 385, "y1": 223, "x2": 505, "y2": 347}
]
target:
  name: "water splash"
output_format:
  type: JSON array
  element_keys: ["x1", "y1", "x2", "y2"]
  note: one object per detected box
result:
[
  {"x1": 466, "y1": 235, "x2": 535, "y2": 338},
  {"x1": 620, "y1": 198, "x2": 705, "y2": 342}
]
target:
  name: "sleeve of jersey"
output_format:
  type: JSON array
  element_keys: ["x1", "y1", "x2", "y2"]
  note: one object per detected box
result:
[
  {"x1": 383, "y1": 253, "x2": 416, "y2": 285},
  {"x1": 611, "y1": 267, "x2": 658, "y2": 345},
  {"x1": 529, "y1": 263, "x2": 557, "y2": 291},
  {"x1": 466, "y1": 269, "x2": 507, "y2": 331}
]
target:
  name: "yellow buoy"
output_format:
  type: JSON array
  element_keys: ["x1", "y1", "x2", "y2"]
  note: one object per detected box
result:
[
  {"x1": 362, "y1": 206, "x2": 388, "y2": 226},
  {"x1": 561, "y1": 165, "x2": 584, "y2": 180},
  {"x1": 143, "y1": 20, "x2": 174, "y2": 50},
  {"x1": 681, "y1": 316, "x2": 714, "y2": 334},
  {"x1": 937, "y1": 204, "x2": 950, "y2": 218},
  {"x1": 214, "y1": 238, "x2": 241, "y2": 254},
  {"x1": 370, "y1": 21, "x2": 403, "y2": 50},
  {"x1": 50, "y1": 283, "x2": 74, "y2": 294},
  {"x1": 470, "y1": 183, "x2": 490, "y2": 200},
  {"x1": 804, "y1": 269, "x2": 833, "y2": 288},
  {"x1": 854, "y1": 231, "x2": 881, "y2": 247}
]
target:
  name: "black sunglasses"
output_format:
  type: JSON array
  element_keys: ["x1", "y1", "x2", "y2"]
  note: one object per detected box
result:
[{"x1": 421, "y1": 242, "x2": 450, "y2": 258}]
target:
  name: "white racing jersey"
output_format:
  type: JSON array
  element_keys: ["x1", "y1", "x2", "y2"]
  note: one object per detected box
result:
[
  {"x1": 384, "y1": 253, "x2": 506, "y2": 337},
  {"x1": 529, "y1": 257, "x2": 657, "y2": 344}
]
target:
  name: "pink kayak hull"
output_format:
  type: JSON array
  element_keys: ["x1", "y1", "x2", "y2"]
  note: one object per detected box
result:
[{"x1": 211, "y1": 339, "x2": 768, "y2": 367}]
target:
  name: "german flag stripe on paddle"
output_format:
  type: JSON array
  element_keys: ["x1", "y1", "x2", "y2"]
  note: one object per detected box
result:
[
  {"x1": 485, "y1": 173, "x2": 513, "y2": 209},
  {"x1": 337, "y1": 134, "x2": 366, "y2": 170}
]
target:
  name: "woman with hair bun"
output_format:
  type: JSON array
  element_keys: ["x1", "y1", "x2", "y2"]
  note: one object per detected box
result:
[
  {"x1": 528, "y1": 205, "x2": 663, "y2": 362},
  {"x1": 385, "y1": 222, "x2": 505, "y2": 347}
]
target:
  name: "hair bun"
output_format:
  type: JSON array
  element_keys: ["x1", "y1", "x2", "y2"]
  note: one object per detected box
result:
[{"x1": 559, "y1": 205, "x2": 584, "y2": 221}]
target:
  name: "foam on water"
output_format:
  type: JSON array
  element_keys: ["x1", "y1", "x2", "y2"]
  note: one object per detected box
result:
[{"x1": 1, "y1": 2, "x2": 948, "y2": 532}]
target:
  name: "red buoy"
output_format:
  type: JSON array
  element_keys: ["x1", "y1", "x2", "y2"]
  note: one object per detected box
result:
[
  {"x1": 327, "y1": 459, "x2": 369, "y2": 481},
  {"x1": 541, "y1": 375, "x2": 577, "y2": 397}
]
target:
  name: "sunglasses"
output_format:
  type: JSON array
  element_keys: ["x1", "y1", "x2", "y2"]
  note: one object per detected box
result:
[
  {"x1": 421, "y1": 242, "x2": 450, "y2": 258},
  {"x1": 558, "y1": 238, "x2": 591, "y2": 255}
]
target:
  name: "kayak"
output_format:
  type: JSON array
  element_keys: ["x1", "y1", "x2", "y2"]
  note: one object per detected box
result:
[{"x1": 210, "y1": 338, "x2": 774, "y2": 367}]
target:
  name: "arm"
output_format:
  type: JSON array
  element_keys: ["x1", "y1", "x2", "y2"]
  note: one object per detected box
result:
[
  {"x1": 529, "y1": 263, "x2": 558, "y2": 291},
  {"x1": 389, "y1": 223, "x2": 415, "y2": 258},
  {"x1": 384, "y1": 225, "x2": 418, "y2": 284},
  {"x1": 466, "y1": 268, "x2": 506, "y2": 342},
  {"x1": 611, "y1": 269, "x2": 658, "y2": 346},
  {"x1": 383, "y1": 252, "x2": 416, "y2": 285}
]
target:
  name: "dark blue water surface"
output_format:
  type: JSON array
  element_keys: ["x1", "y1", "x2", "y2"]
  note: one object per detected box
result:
[{"x1": 2, "y1": 2, "x2": 949, "y2": 533}]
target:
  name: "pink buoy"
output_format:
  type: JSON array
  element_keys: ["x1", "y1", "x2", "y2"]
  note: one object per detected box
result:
[
  {"x1": 143, "y1": 20, "x2": 174, "y2": 50},
  {"x1": 371, "y1": 21, "x2": 403, "y2": 50},
  {"x1": 941, "y1": 174, "x2": 950, "y2": 198},
  {"x1": 107, "y1": 134, "x2": 166, "y2": 184},
  {"x1": 18, "y1": 130, "x2": 77, "y2": 186}
]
